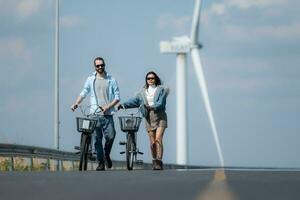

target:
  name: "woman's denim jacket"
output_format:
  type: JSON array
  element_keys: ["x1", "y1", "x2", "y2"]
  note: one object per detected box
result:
[{"x1": 122, "y1": 85, "x2": 169, "y2": 118}]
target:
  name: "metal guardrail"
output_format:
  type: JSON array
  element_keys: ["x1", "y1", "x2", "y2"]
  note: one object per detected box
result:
[
  {"x1": 0, "y1": 143, "x2": 78, "y2": 160},
  {"x1": 0, "y1": 143, "x2": 80, "y2": 171},
  {"x1": 0, "y1": 143, "x2": 200, "y2": 171}
]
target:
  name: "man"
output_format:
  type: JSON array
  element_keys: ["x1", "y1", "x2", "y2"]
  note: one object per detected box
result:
[{"x1": 71, "y1": 57, "x2": 120, "y2": 171}]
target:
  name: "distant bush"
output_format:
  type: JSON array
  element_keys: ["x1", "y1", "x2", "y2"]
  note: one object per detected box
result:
[
  {"x1": 0, "y1": 158, "x2": 11, "y2": 171},
  {"x1": 14, "y1": 157, "x2": 30, "y2": 171}
]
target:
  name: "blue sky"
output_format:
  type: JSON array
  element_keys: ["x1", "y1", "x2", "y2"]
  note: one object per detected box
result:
[{"x1": 0, "y1": 0, "x2": 299, "y2": 167}]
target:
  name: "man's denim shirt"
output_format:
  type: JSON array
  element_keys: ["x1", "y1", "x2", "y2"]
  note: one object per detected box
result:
[{"x1": 80, "y1": 72, "x2": 120, "y2": 114}]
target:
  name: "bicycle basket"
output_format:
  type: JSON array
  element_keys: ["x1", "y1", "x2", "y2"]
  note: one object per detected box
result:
[
  {"x1": 118, "y1": 116, "x2": 142, "y2": 132},
  {"x1": 76, "y1": 117, "x2": 98, "y2": 133}
]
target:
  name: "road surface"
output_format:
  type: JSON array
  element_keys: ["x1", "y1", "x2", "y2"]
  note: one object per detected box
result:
[{"x1": 0, "y1": 169, "x2": 300, "y2": 200}]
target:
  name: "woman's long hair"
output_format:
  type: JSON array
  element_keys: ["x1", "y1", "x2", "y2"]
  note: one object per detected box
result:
[{"x1": 144, "y1": 71, "x2": 162, "y2": 89}]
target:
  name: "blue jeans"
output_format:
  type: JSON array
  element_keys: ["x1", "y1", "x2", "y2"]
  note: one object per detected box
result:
[{"x1": 93, "y1": 115, "x2": 116, "y2": 163}]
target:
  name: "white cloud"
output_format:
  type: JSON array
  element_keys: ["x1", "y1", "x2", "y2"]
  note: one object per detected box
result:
[
  {"x1": 262, "y1": 9, "x2": 285, "y2": 18},
  {"x1": 227, "y1": 0, "x2": 288, "y2": 9},
  {"x1": 157, "y1": 14, "x2": 171, "y2": 30},
  {"x1": 201, "y1": 10, "x2": 210, "y2": 25},
  {"x1": 157, "y1": 14, "x2": 191, "y2": 35},
  {"x1": 17, "y1": 0, "x2": 41, "y2": 18},
  {"x1": 0, "y1": 0, "x2": 45, "y2": 19},
  {"x1": 201, "y1": 0, "x2": 298, "y2": 42},
  {"x1": 174, "y1": 16, "x2": 190, "y2": 31},
  {"x1": 204, "y1": 0, "x2": 288, "y2": 20},
  {"x1": 224, "y1": 23, "x2": 300, "y2": 41},
  {"x1": 207, "y1": 59, "x2": 275, "y2": 91},
  {"x1": 210, "y1": 3, "x2": 226, "y2": 16},
  {"x1": 60, "y1": 16, "x2": 84, "y2": 28},
  {"x1": 201, "y1": 3, "x2": 226, "y2": 26},
  {"x1": 0, "y1": 37, "x2": 32, "y2": 61},
  {"x1": 0, "y1": 37, "x2": 34, "y2": 87}
]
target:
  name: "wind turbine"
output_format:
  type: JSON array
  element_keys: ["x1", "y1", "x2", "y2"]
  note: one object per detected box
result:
[{"x1": 160, "y1": 0, "x2": 225, "y2": 167}]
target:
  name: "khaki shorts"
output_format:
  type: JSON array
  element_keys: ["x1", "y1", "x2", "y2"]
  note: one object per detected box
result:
[{"x1": 145, "y1": 110, "x2": 167, "y2": 131}]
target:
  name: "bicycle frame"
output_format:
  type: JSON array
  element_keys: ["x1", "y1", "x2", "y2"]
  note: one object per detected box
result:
[
  {"x1": 118, "y1": 108, "x2": 143, "y2": 170},
  {"x1": 75, "y1": 105, "x2": 103, "y2": 171}
]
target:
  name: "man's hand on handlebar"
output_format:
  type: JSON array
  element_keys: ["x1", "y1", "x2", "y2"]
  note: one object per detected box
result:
[
  {"x1": 71, "y1": 104, "x2": 78, "y2": 112},
  {"x1": 98, "y1": 105, "x2": 104, "y2": 112}
]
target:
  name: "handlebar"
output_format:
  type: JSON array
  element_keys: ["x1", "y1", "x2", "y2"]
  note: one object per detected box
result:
[
  {"x1": 118, "y1": 104, "x2": 142, "y2": 116},
  {"x1": 77, "y1": 104, "x2": 103, "y2": 117}
]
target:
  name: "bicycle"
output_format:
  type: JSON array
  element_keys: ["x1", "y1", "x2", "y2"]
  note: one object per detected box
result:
[
  {"x1": 118, "y1": 107, "x2": 143, "y2": 170},
  {"x1": 75, "y1": 105, "x2": 102, "y2": 171}
]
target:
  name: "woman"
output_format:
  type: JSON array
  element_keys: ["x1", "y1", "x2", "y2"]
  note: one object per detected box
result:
[{"x1": 119, "y1": 71, "x2": 169, "y2": 170}]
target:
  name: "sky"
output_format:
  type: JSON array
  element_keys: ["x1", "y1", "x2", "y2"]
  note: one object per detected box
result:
[{"x1": 0, "y1": 0, "x2": 300, "y2": 168}]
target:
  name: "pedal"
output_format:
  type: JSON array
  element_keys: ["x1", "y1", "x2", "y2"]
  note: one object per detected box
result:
[
  {"x1": 136, "y1": 160, "x2": 143, "y2": 165},
  {"x1": 120, "y1": 151, "x2": 125, "y2": 154},
  {"x1": 89, "y1": 155, "x2": 96, "y2": 161},
  {"x1": 119, "y1": 141, "x2": 126, "y2": 145},
  {"x1": 137, "y1": 151, "x2": 144, "y2": 155},
  {"x1": 74, "y1": 146, "x2": 80, "y2": 150}
]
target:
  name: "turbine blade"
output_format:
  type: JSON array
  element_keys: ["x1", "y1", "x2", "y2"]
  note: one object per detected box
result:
[
  {"x1": 191, "y1": 48, "x2": 225, "y2": 167},
  {"x1": 190, "y1": 0, "x2": 202, "y2": 45}
]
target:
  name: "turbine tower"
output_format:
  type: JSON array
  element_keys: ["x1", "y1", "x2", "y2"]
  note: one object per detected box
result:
[{"x1": 160, "y1": 0, "x2": 225, "y2": 167}]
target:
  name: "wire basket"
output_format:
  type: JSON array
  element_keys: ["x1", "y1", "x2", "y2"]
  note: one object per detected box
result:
[
  {"x1": 76, "y1": 117, "x2": 98, "y2": 133},
  {"x1": 118, "y1": 116, "x2": 142, "y2": 132}
]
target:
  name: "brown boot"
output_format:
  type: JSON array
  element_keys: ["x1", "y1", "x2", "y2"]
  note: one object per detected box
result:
[
  {"x1": 152, "y1": 159, "x2": 158, "y2": 170},
  {"x1": 156, "y1": 160, "x2": 163, "y2": 170},
  {"x1": 153, "y1": 159, "x2": 163, "y2": 170}
]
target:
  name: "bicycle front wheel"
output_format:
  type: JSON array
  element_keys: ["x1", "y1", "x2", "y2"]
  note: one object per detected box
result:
[
  {"x1": 126, "y1": 133, "x2": 135, "y2": 170},
  {"x1": 79, "y1": 133, "x2": 90, "y2": 171}
]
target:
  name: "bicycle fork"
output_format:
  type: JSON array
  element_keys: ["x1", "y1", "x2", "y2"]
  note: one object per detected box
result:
[{"x1": 119, "y1": 132, "x2": 144, "y2": 165}]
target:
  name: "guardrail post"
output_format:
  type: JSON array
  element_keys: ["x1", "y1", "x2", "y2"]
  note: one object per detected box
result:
[
  {"x1": 30, "y1": 157, "x2": 33, "y2": 171},
  {"x1": 55, "y1": 160, "x2": 59, "y2": 171},
  {"x1": 10, "y1": 157, "x2": 14, "y2": 171},
  {"x1": 72, "y1": 160, "x2": 75, "y2": 171},
  {"x1": 47, "y1": 158, "x2": 50, "y2": 171},
  {"x1": 58, "y1": 160, "x2": 63, "y2": 171}
]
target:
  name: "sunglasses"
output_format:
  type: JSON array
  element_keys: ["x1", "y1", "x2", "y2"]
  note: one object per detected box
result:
[
  {"x1": 95, "y1": 64, "x2": 105, "y2": 68},
  {"x1": 147, "y1": 77, "x2": 155, "y2": 80}
]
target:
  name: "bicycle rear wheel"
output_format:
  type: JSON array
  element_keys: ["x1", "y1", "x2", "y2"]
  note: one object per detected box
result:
[
  {"x1": 126, "y1": 133, "x2": 135, "y2": 170},
  {"x1": 79, "y1": 133, "x2": 90, "y2": 171}
]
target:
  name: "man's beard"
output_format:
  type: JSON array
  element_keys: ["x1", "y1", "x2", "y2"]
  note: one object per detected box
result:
[{"x1": 97, "y1": 68, "x2": 104, "y2": 74}]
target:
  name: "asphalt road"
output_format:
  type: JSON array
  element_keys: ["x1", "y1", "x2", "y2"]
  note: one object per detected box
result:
[{"x1": 1, "y1": 169, "x2": 300, "y2": 200}]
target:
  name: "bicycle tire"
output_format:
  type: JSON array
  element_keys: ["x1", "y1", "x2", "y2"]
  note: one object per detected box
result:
[
  {"x1": 79, "y1": 133, "x2": 90, "y2": 171},
  {"x1": 126, "y1": 133, "x2": 135, "y2": 170}
]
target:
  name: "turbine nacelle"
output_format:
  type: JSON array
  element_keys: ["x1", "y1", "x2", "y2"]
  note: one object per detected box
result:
[{"x1": 160, "y1": 36, "x2": 202, "y2": 54}]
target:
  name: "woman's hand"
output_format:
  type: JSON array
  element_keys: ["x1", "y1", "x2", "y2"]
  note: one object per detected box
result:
[
  {"x1": 144, "y1": 104, "x2": 153, "y2": 111},
  {"x1": 117, "y1": 104, "x2": 124, "y2": 110}
]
